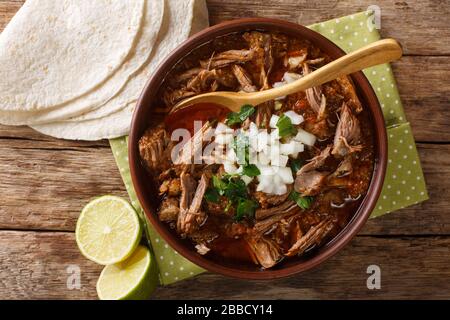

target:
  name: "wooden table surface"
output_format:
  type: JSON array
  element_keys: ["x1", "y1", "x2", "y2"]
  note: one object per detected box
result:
[{"x1": 0, "y1": 0, "x2": 449, "y2": 300}]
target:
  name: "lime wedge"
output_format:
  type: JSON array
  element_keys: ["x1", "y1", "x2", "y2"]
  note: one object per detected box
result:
[
  {"x1": 97, "y1": 245, "x2": 158, "y2": 300},
  {"x1": 76, "y1": 195, "x2": 142, "y2": 265}
]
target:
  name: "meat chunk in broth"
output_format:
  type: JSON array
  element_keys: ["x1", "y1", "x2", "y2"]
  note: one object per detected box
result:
[
  {"x1": 294, "y1": 146, "x2": 331, "y2": 196},
  {"x1": 139, "y1": 126, "x2": 171, "y2": 173},
  {"x1": 332, "y1": 103, "x2": 363, "y2": 157}
]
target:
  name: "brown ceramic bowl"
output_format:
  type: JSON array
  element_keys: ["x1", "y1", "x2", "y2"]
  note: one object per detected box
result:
[{"x1": 129, "y1": 18, "x2": 387, "y2": 280}]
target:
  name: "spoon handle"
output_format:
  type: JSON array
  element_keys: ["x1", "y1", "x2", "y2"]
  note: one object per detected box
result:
[{"x1": 247, "y1": 38, "x2": 402, "y2": 105}]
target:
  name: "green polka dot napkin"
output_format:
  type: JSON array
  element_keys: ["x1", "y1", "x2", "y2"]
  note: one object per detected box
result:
[{"x1": 109, "y1": 10, "x2": 428, "y2": 285}]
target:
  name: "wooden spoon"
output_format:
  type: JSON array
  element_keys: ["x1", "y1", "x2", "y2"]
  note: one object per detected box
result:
[{"x1": 169, "y1": 38, "x2": 402, "y2": 114}]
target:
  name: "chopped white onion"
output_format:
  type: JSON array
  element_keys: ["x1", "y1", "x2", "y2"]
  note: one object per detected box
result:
[
  {"x1": 280, "y1": 141, "x2": 296, "y2": 155},
  {"x1": 241, "y1": 175, "x2": 253, "y2": 185},
  {"x1": 270, "y1": 129, "x2": 280, "y2": 143},
  {"x1": 224, "y1": 161, "x2": 238, "y2": 174},
  {"x1": 215, "y1": 133, "x2": 234, "y2": 145},
  {"x1": 288, "y1": 56, "x2": 305, "y2": 69},
  {"x1": 248, "y1": 122, "x2": 259, "y2": 137},
  {"x1": 283, "y1": 72, "x2": 302, "y2": 84},
  {"x1": 273, "y1": 183, "x2": 288, "y2": 195},
  {"x1": 257, "y1": 151, "x2": 271, "y2": 166},
  {"x1": 256, "y1": 175, "x2": 273, "y2": 193},
  {"x1": 212, "y1": 118, "x2": 311, "y2": 196},
  {"x1": 226, "y1": 148, "x2": 237, "y2": 162},
  {"x1": 215, "y1": 122, "x2": 233, "y2": 134},
  {"x1": 257, "y1": 165, "x2": 274, "y2": 176},
  {"x1": 269, "y1": 114, "x2": 280, "y2": 129},
  {"x1": 278, "y1": 167, "x2": 294, "y2": 184},
  {"x1": 272, "y1": 154, "x2": 289, "y2": 167},
  {"x1": 269, "y1": 144, "x2": 280, "y2": 160},
  {"x1": 256, "y1": 130, "x2": 269, "y2": 152},
  {"x1": 294, "y1": 128, "x2": 317, "y2": 146},
  {"x1": 274, "y1": 101, "x2": 283, "y2": 110},
  {"x1": 284, "y1": 110, "x2": 304, "y2": 125}
]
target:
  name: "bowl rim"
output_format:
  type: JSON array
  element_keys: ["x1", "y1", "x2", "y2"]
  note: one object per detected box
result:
[{"x1": 129, "y1": 17, "x2": 387, "y2": 280}]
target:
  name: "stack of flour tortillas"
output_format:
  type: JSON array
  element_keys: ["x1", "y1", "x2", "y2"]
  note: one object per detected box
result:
[{"x1": 0, "y1": 0, "x2": 209, "y2": 140}]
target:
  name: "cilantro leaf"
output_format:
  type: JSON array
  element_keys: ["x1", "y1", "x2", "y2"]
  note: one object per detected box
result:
[
  {"x1": 276, "y1": 114, "x2": 297, "y2": 138},
  {"x1": 212, "y1": 175, "x2": 227, "y2": 195},
  {"x1": 290, "y1": 158, "x2": 304, "y2": 174},
  {"x1": 242, "y1": 164, "x2": 261, "y2": 177},
  {"x1": 235, "y1": 198, "x2": 258, "y2": 221},
  {"x1": 289, "y1": 191, "x2": 314, "y2": 210},
  {"x1": 226, "y1": 105, "x2": 255, "y2": 126},
  {"x1": 204, "y1": 188, "x2": 220, "y2": 203},
  {"x1": 208, "y1": 174, "x2": 259, "y2": 221}
]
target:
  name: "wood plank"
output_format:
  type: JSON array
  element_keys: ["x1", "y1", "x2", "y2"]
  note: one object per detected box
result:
[
  {"x1": 394, "y1": 56, "x2": 450, "y2": 142},
  {"x1": 206, "y1": 0, "x2": 450, "y2": 55},
  {"x1": 0, "y1": 231, "x2": 102, "y2": 299},
  {"x1": 1, "y1": 0, "x2": 449, "y2": 56},
  {"x1": 154, "y1": 236, "x2": 450, "y2": 300},
  {"x1": 0, "y1": 142, "x2": 444, "y2": 234},
  {"x1": 1, "y1": 230, "x2": 449, "y2": 299},
  {"x1": 0, "y1": 139, "x2": 128, "y2": 231},
  {"x1": 0, "y1": 125, "x2": 109, "y2": 148}
]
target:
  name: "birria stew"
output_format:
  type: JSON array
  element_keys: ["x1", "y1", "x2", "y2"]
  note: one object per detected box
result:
[{"x1": 138, "y1": 31, "x2": 374, "y2": 269}]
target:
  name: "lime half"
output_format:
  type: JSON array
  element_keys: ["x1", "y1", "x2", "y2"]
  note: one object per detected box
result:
[
  {"x1": 76, "y1": 195, "x2": 142, "y2": 265},
  {"x1": 97, "y1": 245, "x2": 158, "y2": 300}
]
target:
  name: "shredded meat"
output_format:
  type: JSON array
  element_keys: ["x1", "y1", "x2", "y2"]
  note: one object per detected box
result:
[
  {"x1": 255, "y1": 101, "x2": 273, "y2": 129},
  {"x1": 177, "y1": 173, "x2": 197, "y2": 234},
  {"x1": 177, "y1": 173, "x2": 209, "y2": 235},
  {"x1": 200, "y1": 49, "x2": 255, "y2": 69},
  {"x1": 295, "y1": 146, "x2": 331, "y2": 196},
  {"x1": 303, "y1": 63, "x2": 326, "y2": 119},
  {"x1": 253, "y1": 184, "x2": 292, "y2": 209},
  {"x1": 335, "y1": 76, "x2": 363, "y2": 113},
  {"x1": 173, "y1": 67, "x2": 203, "y2": 85},
  {"x1": 286, "y1": 217, "x2": 334, "y2": 256},
  {"x1": 138, "y1": 126, "x2": 171, "y2": 172},
  {"x1": 232, "y1": 64, "x2": 257, "y2": 92},
  {"x1": 332, "y1": 103, "x2": 362, "y2": 157},
  {"x1": 159, "y1": 178, "x2": 181, "y2": 196},
  {"x1": 159, "y1": 197, "x2": 180, "y2": 223},
  {"x1": 173, "y1": 121, "x2": 211, "y2": 165},
  {"x1": 255, "y1": 200, "x2": 296, "y2": 220},
  {"x1": 243, "y1": 31, "x2": 274, "y2": 89},
  {"x1": 332, "y1": 156, "x2": 353, "y2": 178},
  {"x1": 247, "y1": 236, "x2": 283, "y2": 269},
  {"x1": 254, "y1": 208, "x2": 300, "y2": 236},
  {"x1": 163, "y1": 87, "x2": 196, "y2": 106}
]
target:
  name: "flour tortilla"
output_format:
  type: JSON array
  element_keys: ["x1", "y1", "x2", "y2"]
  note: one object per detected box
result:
[
  {"x1": 0, "y1": 0, "x2": 144, "y2": 111},
  {"x1": 0, "y1": 0, "x2": 163, "y2": 125},
  {"x1": 32, "y1": 0, "x2": 210, "y2": 141},
  {"x1": 66, "y1": 0, "x2": 209, "y2": 122}
]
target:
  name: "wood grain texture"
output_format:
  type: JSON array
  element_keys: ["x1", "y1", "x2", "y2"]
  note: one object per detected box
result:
[
  {"x1": 206, "y1": 0, "x2": 450, "y2": 55},
  {"x1": 154, "y1": 236, "x2": 450, "y2": 300},
  {"x1": 0, "y1": 231, "x2": 102, "y2": 300},
  {"x1": 1, "y1": 231, "x2": 449, "y2": 300},
  {"x1": 0, "y1": 0, "x2": 449, "y2": 300},
  {"x1": 0, "y1": 139, "x2": 127, "y2": 231},
  {"x1": 2, "y1": 0, "x2": 450, "y2": 56}
]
